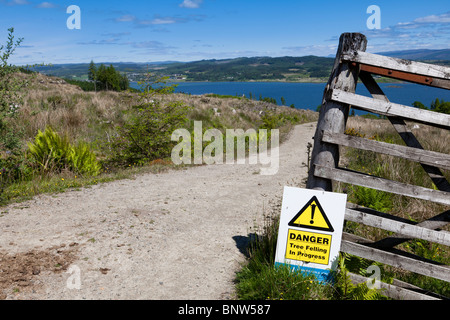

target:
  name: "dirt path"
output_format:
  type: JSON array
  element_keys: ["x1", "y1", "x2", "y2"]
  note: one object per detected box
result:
[{"x1": 0, "y1": 123, "x2": 316, "y2": 300}]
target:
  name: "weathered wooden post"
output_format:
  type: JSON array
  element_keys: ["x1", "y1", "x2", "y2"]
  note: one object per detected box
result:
[{"x1": 306, "y1": 33, "x2": 367, "y2": 191}]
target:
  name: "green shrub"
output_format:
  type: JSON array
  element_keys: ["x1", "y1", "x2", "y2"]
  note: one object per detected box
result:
[
  {"x1": 70, "y1": 141, "x2": 101, "y2": 176},
  {"x1": 27, "y1": 126, "x2": 100, "y2": 176},
  {"x1": 110, "y1": 100, "x2": 191, "y2": 166},
  {"x1": 109, "y1": 74, "x2": 191, "y2": 166},
  {"x1": 260, "y1": 112, "x2": 285, "y2": 130},
  {"x1": 0, "y1": 154, "x2": 34, "y2": 200},
  {"x1": 0, "y1": 28, "x2": 26, "y2": 154},
  {"x1": 27, "y1": 126, "x2": 72, "y2": 172}
]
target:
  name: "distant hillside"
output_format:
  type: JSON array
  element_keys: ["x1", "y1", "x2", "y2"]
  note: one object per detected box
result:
[
  {"x1": 33, "y1": 56, "x2": 335, "y2": 82},
  {"x1": 31, "y1": 49, "x2": 449, "y2": 82},
  {"x1": 32, "y1": 62, "x2": 176, "y2": 80},
  {"x1": 162, "y1": 56, "x2": 335, "y2": 81}
]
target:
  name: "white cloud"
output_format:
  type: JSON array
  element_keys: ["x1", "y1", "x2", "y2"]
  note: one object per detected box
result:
[
  {"x1": 115, "y1": 13, "x2": 205, "y2": 28},
  {"x1": 36, "y1": 2, "x2": 57, "y2": 8},
  {"x1": 78, "y1": 38, "x2": 121, "y2": 46},
  {"x1": 6, "y1": 0, "x2": 30, "y2": 5},
  {"x1": 179, "y1": 0, "x2": 203, "y2": 9},
  {"x1": 115, "y1": 14, "x2": 136, "y2": 22},
  {"x1": 138, "y1": 17, "x2": 178, "y2": 25},
  {"x1": 359, "y1": 10, "x2": 450, "y2": 52},
  {"x1": 414, "y1": 12, "x2": 450, "y2": 24},
  {"x1": 396, "y1": 11, "x2": 450, "y2": 30}
]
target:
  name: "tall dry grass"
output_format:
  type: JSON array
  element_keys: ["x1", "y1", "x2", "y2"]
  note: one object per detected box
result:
[{"x1": 12, "y1": 72, "x2": 318, "y2": 158}]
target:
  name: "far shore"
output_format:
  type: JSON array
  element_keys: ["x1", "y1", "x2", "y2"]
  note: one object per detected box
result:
[{"x1": 131, "y1": 77, "x2": 404, "y2": 85}]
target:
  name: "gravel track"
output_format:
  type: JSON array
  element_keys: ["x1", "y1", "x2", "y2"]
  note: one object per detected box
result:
[{"x1": 0, "y1": 123, "x2": 316, "y2": 300}]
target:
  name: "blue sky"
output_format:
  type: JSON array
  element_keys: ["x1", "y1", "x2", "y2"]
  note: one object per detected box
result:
[{"x1": 1, "y1": 0, "x2": 449, "y2": 65}]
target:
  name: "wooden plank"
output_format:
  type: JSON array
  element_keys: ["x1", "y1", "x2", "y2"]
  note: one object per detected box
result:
[
  {"x1": 359, "y1": 64, "x2": 450, "y2": 90},
  {"x1": 347, "y1": 204, "x2": 450, "y2": 250},
  {"x1": 372, "y1": 210, "x2": 450, "y2": 249},
  {"x1": 342, "y1": 51, "x2": 450, "y2": 80},
  {"x1": 358, "y1": 71, "x2": 390, "y2": 102},
  {"x1": 322, "y1": 130, "x2": 450, "y2": 171},
  {"x1": 313, "y1": 165, "x2": 450, "y2": 206},
  {"x1": 347, "y1": 202, "x2": 450, "y2": 233},
  {"x1": 331, "y1": 89, "x2": 450, "y2": 129},
  {"x1": 340, "y1": 240, "x2": 450, "y2": 282},
  {"x1": 345, "y1": 208, "x2": 450, "y2": 246},
  {"x1": 358, "y1": 71, "x2": 450, "y2": 192},
  {"x1": 348, "y1": 272, "x2": 440, "y2": 300},
  {"x1": 342, "y1": 232, "x2": 446, "y2": 265},
  {"x1": 306, "y1": 33, "x2": 367, "y2": 191}
]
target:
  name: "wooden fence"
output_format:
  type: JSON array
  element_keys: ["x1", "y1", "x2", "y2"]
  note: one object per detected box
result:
[{"x1": 306, "y1": 33, "x2": 450, "y2": 300}]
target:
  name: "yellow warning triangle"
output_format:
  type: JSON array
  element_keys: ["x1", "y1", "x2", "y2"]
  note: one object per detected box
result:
[{"x1": 288, "y1": 196, "x2": 334, "y2": 232}]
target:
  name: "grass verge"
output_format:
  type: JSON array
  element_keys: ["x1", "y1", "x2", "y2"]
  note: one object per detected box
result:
[{"x1": 234, "y1": 197, "x2": 387, "y2": 300}]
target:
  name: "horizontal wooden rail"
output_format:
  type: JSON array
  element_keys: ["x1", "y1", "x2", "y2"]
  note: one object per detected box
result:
[
  {"x1": 322, "y1": 130, "x2": 450, "y2": 171},
  {"x1": 340, "y1": 240, "x2": 450, "y2": 282},
  {"x1": 331, "y1": 89, "x2": 450, "y2": 129},
  {"x1": 348, "y1": 272, "x2": 440, "y2": 300},
  {"x1": 351, "y1": 204, "x2": 450, "y2": 249},
  {"x1": 359, "y1": 64, "x2": 450, "y2": 90},
  {"x1": 345, "y1": 208, "x2": 450, "y2": 246},
  {"x1": 342, "y1": 51, "x2": 450, "y2": 81},
  {"x1": 313, "y1": 165, "x2": 450, "y2": 206}
]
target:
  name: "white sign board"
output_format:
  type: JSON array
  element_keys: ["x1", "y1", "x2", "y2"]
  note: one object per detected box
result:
[{"x1": 275, "y1": 187, "x2": 347, "y2": 283}]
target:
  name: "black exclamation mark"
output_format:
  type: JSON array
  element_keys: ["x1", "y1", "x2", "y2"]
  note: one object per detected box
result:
[{"x1": 310, "y1": 204, "x2": 316, "y2": 224}]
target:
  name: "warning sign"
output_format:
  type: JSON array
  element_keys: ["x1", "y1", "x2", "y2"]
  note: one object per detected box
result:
[
  {"x1": 288, "y1": 196, "x2": 334, "y2": 232},
  {"x1": 285, "y1": 229, "x2": 332, "y2": 265},
  {"x1": 274, "y1": 187, "x2": 347, "y2": 283}
]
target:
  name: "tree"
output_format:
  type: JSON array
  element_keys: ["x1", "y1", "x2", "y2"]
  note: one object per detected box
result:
[
  {"x1": 97, "y1": 64, "x2": 107, "y2": 90},
  {"x1": 119, "y1": 73, "x2": 129, "y2": 91},
  {"x1": 93, "y1": 63, "x2": 128, "y2": 92},
  {"x1": 434, "y1": 99, "x2": 450, "y2": 114},
  {"x1": 106, "y1": 64, "x2": 120, "y2": 91},
  {"x1": 412, "y1": 101, "x2": 427, "y2": 110},
  {"x1": 110, "y1": 73, "x2": 190, "y2": 166},
  {"x1": 88, "y1": 60, "x2": 97, "y2": 92},
  {"x1": 415, "y1": 98, "x2": 450, "y2": 115},
  {"x1": 0, "y1": 28, "x2": 25, "y2": 153},
  {"x1": 430, "y1": 98, "x2": 440, "y2": 111}
]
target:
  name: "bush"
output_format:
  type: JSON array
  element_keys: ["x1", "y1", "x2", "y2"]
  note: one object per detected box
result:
[
  {"x1": 109, "y1": 74, "x2": 191, "y2": 166},
  {"x1": 0, "y1": 154, "x2": 33, "y2": 185},
  {"x1": 0, "y1": 28, "x2": 26, "y2": 154},
  {"x1": 27, "y1": 126, "x2": 100, "y2": 176},
  {"x1": 70, "y1": 141, "x2": 101, "y2": 176},
  {"x1": 110, "y1": 101, "x2": 191, "y2": 166}
]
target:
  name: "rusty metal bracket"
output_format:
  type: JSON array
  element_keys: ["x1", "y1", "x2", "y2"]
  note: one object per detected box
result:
[{"x1": 359, "y1": 64, "x2": 450, "y2": 90}]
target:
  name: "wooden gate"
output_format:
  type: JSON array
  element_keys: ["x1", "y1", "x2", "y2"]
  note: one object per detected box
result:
[{"x1": 307, "y1": 33, "x2": 450, "y2": 300}]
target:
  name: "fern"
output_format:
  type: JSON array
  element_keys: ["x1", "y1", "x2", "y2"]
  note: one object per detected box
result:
[
  {"x1": 351, "y1": 186, "x2": 393, "y2": 212},
  {"x1": 28, "y1": 126, "x2": 100, "y2": 176},
  {"x1": 334, "y1": 253, "x2": 386, "y2": 300},
  {"x1": 69, "y1": 141, "x2": 101, "y2": 176},
  {"x1": 27, "y1": 127, "x2": 71, "y2": 171}
]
